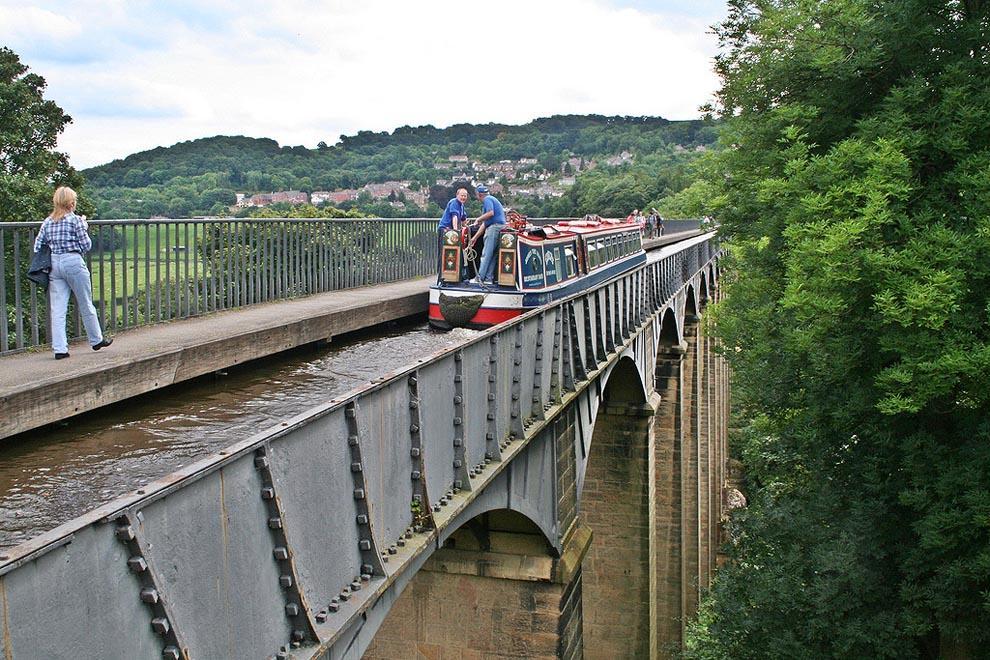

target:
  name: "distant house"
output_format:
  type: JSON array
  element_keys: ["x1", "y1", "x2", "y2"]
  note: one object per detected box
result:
[
  {"x1": 246, "y1": 191, "x2": 308, "y2": 207},
  {"x1": 448, "y1": 155, "x2": 469, "y2": 163},
  {"x1": 490, "y1": 160, "x2": 517, "y2": 177},
  {"x1": 560, "y1": 176, "x2": 576, "y2": 186},
  {"x1": 518, "y1": 157, "x2": 538, "y2": 165},
  {"x1": 605, "y1": 151, "x2": 634, "y2": 166},
  {"x1": 329, "y1": 190, "x2": 359, "y2": 204},
  {"x1": 562, "y1": 156, "x2": 584, "y2": 173},
  {"x1": 534, "y1": 183, "x2": 562, "y2": 197},
  {"x1": 311, "y1": 191, "x2": 332, "y2": 205},
  {"x1": 271, "y1": 191, "x2": 308, "y2": 205},
  {"x1": 249, "y1": 193, "x2": 274, "y2": 207},
  {"x1": 362, "y1": 180, "x2": 410, "y2": 199},
  {"x1": 408, "y1": 191, "x2": 427, "y2": 207}
]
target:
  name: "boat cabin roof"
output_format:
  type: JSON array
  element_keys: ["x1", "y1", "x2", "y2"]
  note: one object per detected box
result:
[{"x1": 513, "y1": 219, "x2": 640, "y2": 242}]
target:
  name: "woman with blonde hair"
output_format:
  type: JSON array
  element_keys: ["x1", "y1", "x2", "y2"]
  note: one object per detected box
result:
[{"x1": 33, "y1": 186, "x2": 111, "y2": 359}]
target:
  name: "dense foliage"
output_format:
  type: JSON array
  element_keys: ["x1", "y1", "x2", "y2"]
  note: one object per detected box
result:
[
  {"x1": 686, "y1": 0, "x2": 990, "y2": 657},
  {"x1": 0, "y1": 47, "x2": 86, "y2": 221},
  {"x1": 80, "y1": 116, "x2": 716, "y2": 219}
]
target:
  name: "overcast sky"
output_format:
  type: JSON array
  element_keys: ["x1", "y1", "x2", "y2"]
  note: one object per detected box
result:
[{"x1": 1, "y1": 1, "x2": 727, "y2": 169}]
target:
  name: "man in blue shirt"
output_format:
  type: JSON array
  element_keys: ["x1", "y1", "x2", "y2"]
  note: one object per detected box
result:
[
  {"x1": 436, "y1": 188, "x2": 468, "y2": 273},
  {"x1": 438, "y1": 188, "x2": 468, "y2": 232},
  {"x1": 466, "y1": 185, "x2": 506, "y2": 284}
]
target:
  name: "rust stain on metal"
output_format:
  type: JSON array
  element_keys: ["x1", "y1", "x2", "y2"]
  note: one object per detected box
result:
[{"x1": 0, "y1": 577, "x2": 11, "y2": 659}]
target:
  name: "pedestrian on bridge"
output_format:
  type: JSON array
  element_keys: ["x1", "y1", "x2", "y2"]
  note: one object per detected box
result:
[
  {"x1": 33, "y1": 187, "x2": 112, "y2": 360},
  {"x1": 647, "y1": 208, "x2": 660, "y2": 238}
]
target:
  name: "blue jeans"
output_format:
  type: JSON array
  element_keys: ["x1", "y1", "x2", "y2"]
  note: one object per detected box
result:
[
  {"x1": 477, "y1": 224, "x2": 503, "y2": 282},
  {"x1": 49, "y1": 252, "x2": 103, "y2": 353}
]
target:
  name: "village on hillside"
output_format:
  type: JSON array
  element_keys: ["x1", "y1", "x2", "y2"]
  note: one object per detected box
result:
[{"x1": 233, "y1": 150, "x2": 657, "y2": 211}]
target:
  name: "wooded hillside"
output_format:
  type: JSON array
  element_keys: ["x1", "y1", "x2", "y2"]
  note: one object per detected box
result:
[{"x1": 81, "y1": 115, "x2": 716, "y2": 219}]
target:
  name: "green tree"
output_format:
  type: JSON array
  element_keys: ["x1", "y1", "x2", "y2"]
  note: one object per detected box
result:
[
  {"x1": 0, "y1": 47, "x2": 84, "y2": 221},
  {"x1": 687, "y1": 1, "x2": 990, "y2": 657}
]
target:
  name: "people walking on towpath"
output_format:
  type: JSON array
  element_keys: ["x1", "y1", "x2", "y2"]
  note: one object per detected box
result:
[
  {"x1": 33, "y1": 187, "x2": 112, "y2": 360},
  {"x1": 466, "y1": 185, "x2": 506, "y2": 284}
]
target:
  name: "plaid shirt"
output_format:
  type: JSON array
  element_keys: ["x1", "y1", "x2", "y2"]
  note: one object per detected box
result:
[{"x1": 34, "y1": 213, "x2": 93, "y2": 255}]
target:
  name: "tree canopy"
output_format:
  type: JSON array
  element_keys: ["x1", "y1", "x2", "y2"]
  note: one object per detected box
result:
[
  {"x1": 0, "y1": 47, "x2": 84, "y2": 221},
  {"x1": 687, "y1": 0, "x2": 990, "y2": 657}
]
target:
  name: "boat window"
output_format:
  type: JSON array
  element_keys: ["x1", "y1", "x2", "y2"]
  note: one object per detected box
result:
[
  {"x1": 545, "y1": 245, "x2": 563, "y2": 285},
  {"x1": 587, "y1": 242, "x2": 598, "y2": 269},
  {"x1": 596, "y1": 239, "x2": 606, "y2": 266},
  {"x1": 564, "y1": 245, "x2": 576, "y2": 278}
]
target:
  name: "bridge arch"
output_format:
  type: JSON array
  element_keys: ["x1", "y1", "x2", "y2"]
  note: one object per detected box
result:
[
  {"x1": 439, "y1": 489, "x2": 558, "y2": 552},
  {"x1": 685, "y1": 283, "x2": 700, "y2": 318},
  {"x1": 441, "y1": 508, "x2": 552, "y2": 555},
  {"x1": 601, "y1": 353, "x2": 648, "y2": 407},
  {"x1": 658, "y1": 306, "x2": 680, "y2": 349}
]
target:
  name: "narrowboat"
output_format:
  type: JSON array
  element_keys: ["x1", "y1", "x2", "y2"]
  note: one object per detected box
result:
[{"x1": 429, "y1": 215, "x2": 646, "y2": 329}]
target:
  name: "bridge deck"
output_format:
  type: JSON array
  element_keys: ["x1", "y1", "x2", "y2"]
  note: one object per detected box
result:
[{"x1": 0, "y1": 233, "x2": 693, "y2": 442}]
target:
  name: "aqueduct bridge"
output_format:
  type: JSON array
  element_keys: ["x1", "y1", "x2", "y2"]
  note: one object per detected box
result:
[{"x1": 0, "y1": 232, "x2": 728, "y2": 659}]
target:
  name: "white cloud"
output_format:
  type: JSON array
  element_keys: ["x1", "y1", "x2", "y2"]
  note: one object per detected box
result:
[
  {"x1": 0, "y1": 0, "x2": 723, "y2": 168},
  {"x1": 0, "y1": 5, "x2": 80, "y2": 41}
]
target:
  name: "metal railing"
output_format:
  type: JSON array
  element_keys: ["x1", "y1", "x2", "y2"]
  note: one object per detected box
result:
[{"x1": 1, "y1": 217, "x2": 438, "y2": 355}]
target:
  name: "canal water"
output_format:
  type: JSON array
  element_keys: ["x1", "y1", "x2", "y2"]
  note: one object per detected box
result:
[{"x1": 0, "y1": 321, "x2": 478, "y2": 551}]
